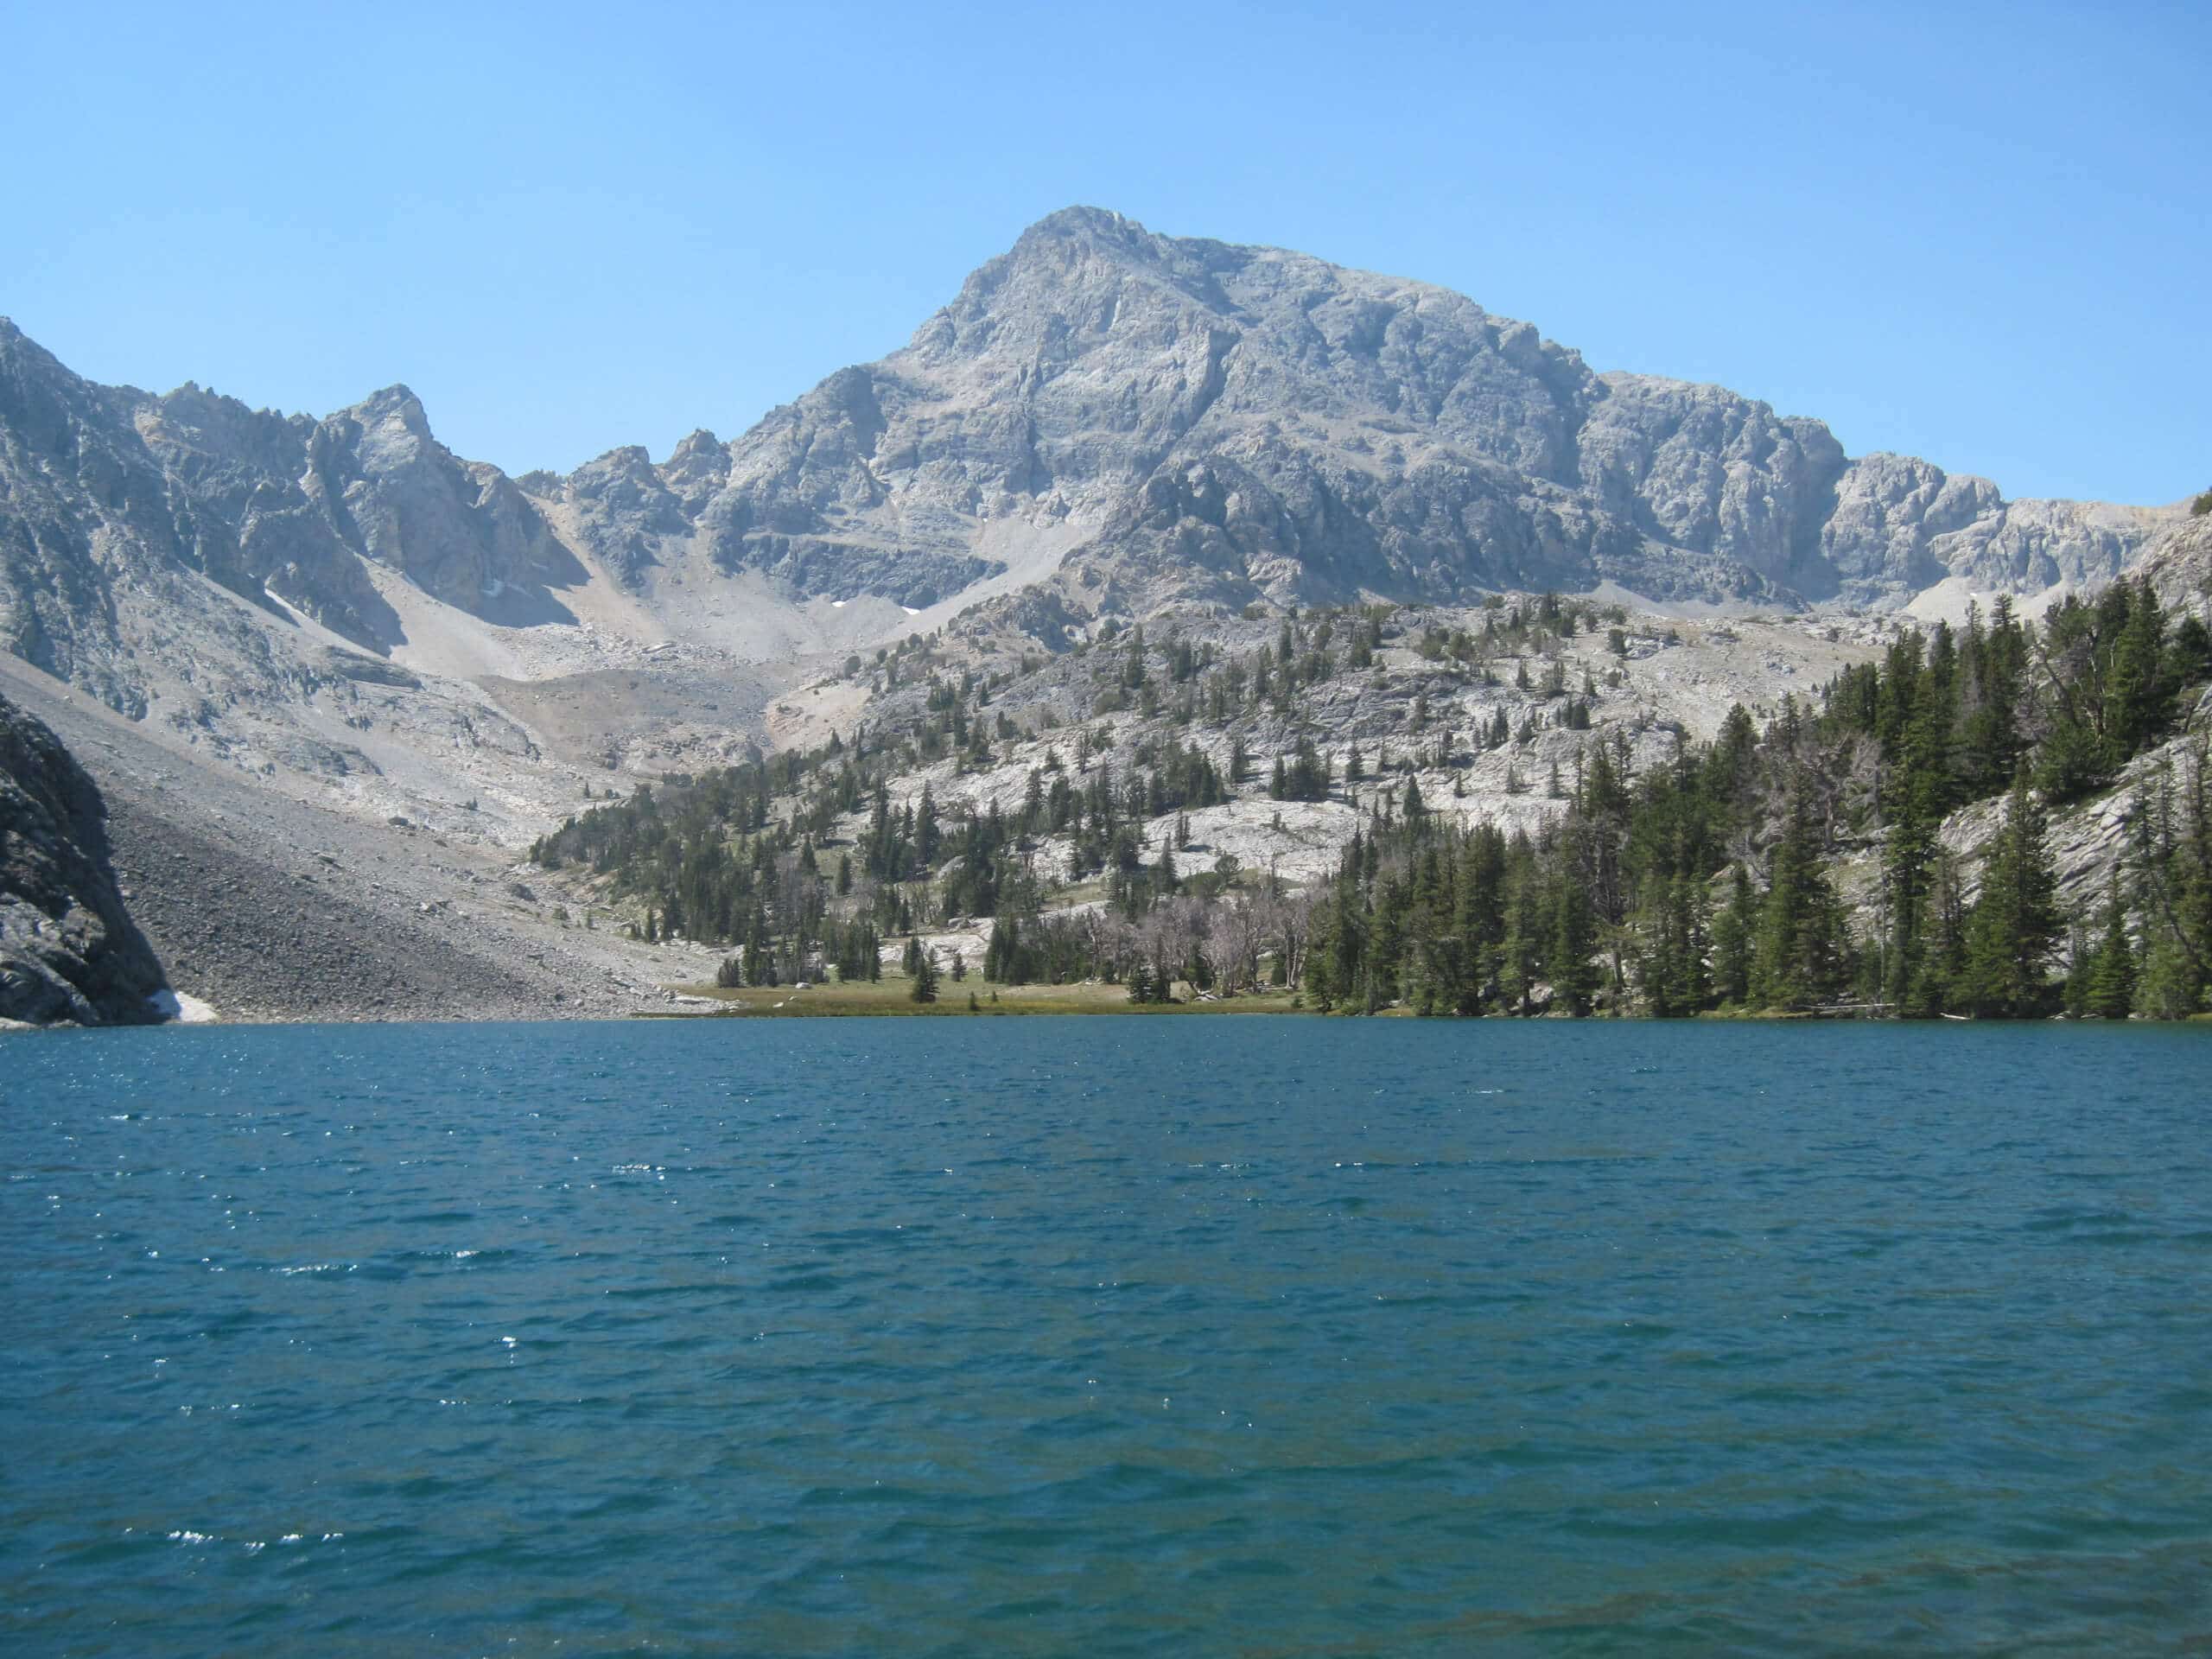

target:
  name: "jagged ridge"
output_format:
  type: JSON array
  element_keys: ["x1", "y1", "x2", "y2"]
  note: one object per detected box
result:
[{"x1": 0, "y1": 207, "x2": 2180, "y2": 721}]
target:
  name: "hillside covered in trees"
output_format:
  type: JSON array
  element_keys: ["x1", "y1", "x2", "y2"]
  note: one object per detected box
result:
[{"x1": 531, "y1": 579, "x2": 2212, "y2": 1020}]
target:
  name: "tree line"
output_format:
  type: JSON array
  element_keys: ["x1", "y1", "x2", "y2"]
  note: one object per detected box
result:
[{"x1": 531, "y1": 578, "x2": 2209, "y2": 1016}]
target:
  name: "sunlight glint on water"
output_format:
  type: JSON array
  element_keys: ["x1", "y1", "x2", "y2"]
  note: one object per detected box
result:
[{"x1": 3, "y1": 1018, "x2": 2208, "y2": 1655}]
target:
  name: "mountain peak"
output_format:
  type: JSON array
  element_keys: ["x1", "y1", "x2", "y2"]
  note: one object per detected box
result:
[
  {"x1": 1021, "y1": 204, "x2": 1145, "y2": 241},
  {"x1": 1007, "y1": 206, "x2": 1197, "y2": 275},
  {"x1": 342, "y1": 384, "x2": 431, "y2": 435}
]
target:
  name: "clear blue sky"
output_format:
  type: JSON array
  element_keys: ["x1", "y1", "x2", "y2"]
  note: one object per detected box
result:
[{"x1": 4, "y1": 0, "x2": 2205, "y2": 503}]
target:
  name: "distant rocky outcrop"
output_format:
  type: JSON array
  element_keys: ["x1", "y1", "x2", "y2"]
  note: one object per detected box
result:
[
  {"x1": 0, "y1": 690, "x2": 166, "y2": 1026},
  {"x1": 0, "y1": 319, "x2": 586, "y2": 697},
  {"x1": 2137, "y1": 506, "x2": 2212, "y2": 619}
]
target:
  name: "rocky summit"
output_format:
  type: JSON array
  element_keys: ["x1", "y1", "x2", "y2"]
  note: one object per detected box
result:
[
  {"x1": 549, "y1": 207, "x2": 2170, "y2": 629},
  {"x1": 0, "y1": 209, "x2": 2182, "y2": 725}
]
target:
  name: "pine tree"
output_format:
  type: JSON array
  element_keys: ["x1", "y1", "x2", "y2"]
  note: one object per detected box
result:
[
  {"x1": 2085, "y1": 874, "x2": 2135, "y2": 1018},
  {"x1": 2105, "y1": 581, "x2": 2171, "y2": 767},
  {"x1": 2131, "y1": 745, "x2": 2212, "y2": 1017},
  {"x1": 1710, "y1": 864, "x2": 1754, "y2": 1007},
  {"x1": 1669, "y1": 874, "x2": 1713, "y2": 1014},
  {"x1": 984, "y1": 917, "x2": 1015, "y2": 983},
  {"x1": 1548, "y1": 868, "x2": 1601, "y2": 1015},
  {"x1": 915, "y1": 783, "x2": 942, "y2": 870},
  {"x1": 1751, "y1": 785, "x2": 1846, "y2": 1009},
  {"x1": 1958, "y1": 595, "x2": 2028, "y2": 797},
  {"x1": 1958, "y1": 771, "x2": 2062, "y2": 1016},
  {"x1": 1497, "y1": 872, "x2": 1541, "y2": 1016},
  {"x1": 909, "y1": 946, "x2": 940, "y2": 1004},
  {"x1": 1882, "y1": 666, "x2": 1953, "y2": 1001},
  {"x1": 1904, "y1": 849, "x2": 1967, "y2": 1015}
]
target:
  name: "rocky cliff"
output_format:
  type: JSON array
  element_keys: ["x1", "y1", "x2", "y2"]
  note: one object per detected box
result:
[
  {"x1": 0, "y1": 690, "x2": 167, "y2": 1026},
  {"x1": 549, "y1": 207, "x2": 2169, "y2": 624},
  {"x1": 2138, "y1": 506, "x2": 2212, "y2": 617},
  {"x1": 0, "y1": 321, "x2": 590, "y2": 694}
]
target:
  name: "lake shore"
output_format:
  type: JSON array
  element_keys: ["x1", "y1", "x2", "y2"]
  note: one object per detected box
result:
[{"x1": 643, "y1": 979, "x2": 1311, "y2": 1017}]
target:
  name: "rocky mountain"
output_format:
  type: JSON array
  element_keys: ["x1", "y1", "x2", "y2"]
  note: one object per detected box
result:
[
  {"x1": 0, "y1": 319, "x2": 593, "y2": 697},
  {"x1": 1, "y1": 208, "x2": 2177, "y2": 735},
  {"x1": 0, "y1": 689, "x2": 167, "y2": 1026},
  {"x1": 547, "y1": 207, "x2": 2169, "y2": 625},
  {"x1": 4, "y1": 208, "x2": 2189, "y2": 1027}
]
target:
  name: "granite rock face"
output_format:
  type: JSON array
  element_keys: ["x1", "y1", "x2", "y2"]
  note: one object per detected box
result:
[
  {"x1": 542, "y1": 207, "x2": 2162, "y2": 623},
  {"x1": 0, "y1": 690, "x2": 166, "y2": 1026},
  {"x1": 2136, "y1": 508, "x2": 2212, "y2": 616},
  {"x1": 0, "y1": 320, "x2": 586, "y2": 698},
  {"x1": 0, "y1": 207, "x2": 2177, "y2": 711}
]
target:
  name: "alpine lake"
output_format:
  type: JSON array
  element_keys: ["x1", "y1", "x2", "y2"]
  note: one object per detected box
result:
[{"x1": 3, "y1": 1017, "x2": 2208, "y2": 1655}]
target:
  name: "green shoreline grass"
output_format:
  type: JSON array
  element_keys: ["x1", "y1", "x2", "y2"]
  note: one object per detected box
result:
[{"x1": 637, "y1": 979, "x2": 1310, "y2": 1018}]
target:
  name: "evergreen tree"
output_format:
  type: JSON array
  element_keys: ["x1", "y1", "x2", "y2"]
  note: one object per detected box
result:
[
  {"x1": 1710, "y1": 864, "x2": 1754, "y2": 1007},
  {"x1": 1548, "y1": 862, "x2": 1601, "y2": 1015},
  {"x1": 1958, "y1": 771, "x2": 2062, "y2": 1016},
  {"x1": 1904, "y1": 850, "x2": 1968, "y2": 1016},
  {"x1": 2132, "y1": 744, "x2": 2212, "y2": 1017},
  {"x1": 1751, "y1": 786, "x2": 1847, "y2": 1009},
  {"x1": 2105, "y1": 582, "x2": 2171, "y2": 767},
  {"x1": 2085, "y1": 874, "x2": 2136, "y2": 1018},
  {"x1": 1669, "y1": 874, "x2": 1713, "y2": 1014},
  {"x1": 1497, "y1": 871, "x2": 1541, "y2": 1016},
  {"x1": 909, "y1": 946, "x2": 940, "y2": 1004}
]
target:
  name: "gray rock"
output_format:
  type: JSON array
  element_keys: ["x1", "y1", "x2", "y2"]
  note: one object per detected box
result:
[
  {"x1": 537, "y1": 206, "x2": 2163, "y2": 626},
  {"x1": 0, "y1": 690, "x2": 167, "y2": 1025},
  {"x1": 2136, "y1": 509, "x2": 2212, "y2": 617},
  {"x1": 0, "y1": 207, "x2": 2178, "y2": 708},
  {"x1": 0, "y1": 321, "x2": 590, "y2": 715}
]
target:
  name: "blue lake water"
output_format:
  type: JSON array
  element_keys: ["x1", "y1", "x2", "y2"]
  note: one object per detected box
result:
[{"x1": 3, "y1": 1017, "x2": 2209, "y2": 1656}]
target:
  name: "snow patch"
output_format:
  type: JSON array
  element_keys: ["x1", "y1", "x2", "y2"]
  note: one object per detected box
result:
[{"x1": 147, "y1": 988, "x2": 219, "y2": 1024}]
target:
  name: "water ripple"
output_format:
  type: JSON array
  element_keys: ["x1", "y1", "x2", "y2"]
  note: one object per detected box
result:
[{"x1": 2, "y1": 1017, "x2": 2209, "y2": 1655}]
